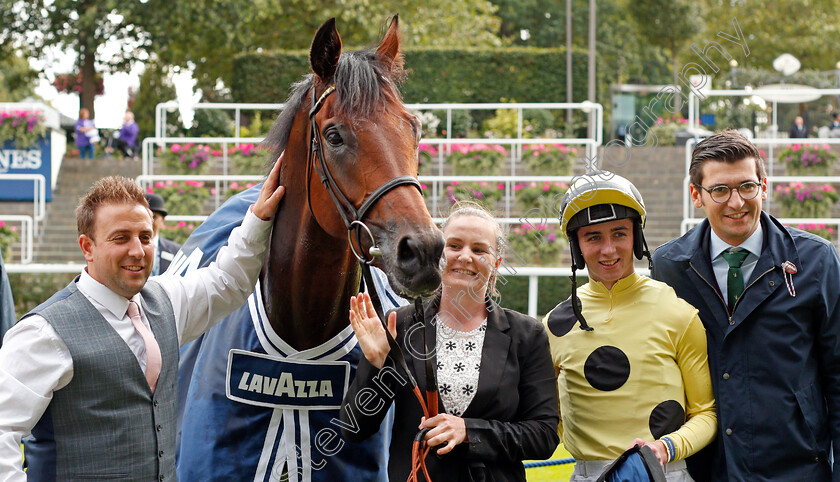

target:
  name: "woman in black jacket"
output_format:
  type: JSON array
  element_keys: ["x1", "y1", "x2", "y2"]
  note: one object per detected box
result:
[{"x1": 340, "y1": 204, "x2": 559, "y2": 481}]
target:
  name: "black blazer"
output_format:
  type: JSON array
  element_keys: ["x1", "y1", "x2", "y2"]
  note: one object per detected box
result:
[{"x1": 340, "y1": 297, "x2": 559, "y2": 481}]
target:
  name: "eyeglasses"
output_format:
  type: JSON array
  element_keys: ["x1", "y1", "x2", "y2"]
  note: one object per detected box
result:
[{"x1": 695, "y1": 181, "x2": 762, "y2": 204}]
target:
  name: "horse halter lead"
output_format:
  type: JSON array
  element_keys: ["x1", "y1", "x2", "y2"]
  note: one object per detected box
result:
[
  {"x1": 307, "y1": 84, "x2": 422, "y2": 264},
  {"x1": 308, "y1": 84, "x2": 440, "y2": 481}
]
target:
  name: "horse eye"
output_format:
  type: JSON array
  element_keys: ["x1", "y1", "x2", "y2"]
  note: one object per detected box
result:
[{"x1": 325, "y1": 129, "x2": 343, "y2": 147}]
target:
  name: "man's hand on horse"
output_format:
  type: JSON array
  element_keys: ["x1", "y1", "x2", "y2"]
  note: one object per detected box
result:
[
  {"x1": 349, "y1": 292, "x2": 396, "y2": 369},
  {"x1": 252, "y1": 152, "x2": 286, "y2": 221}
]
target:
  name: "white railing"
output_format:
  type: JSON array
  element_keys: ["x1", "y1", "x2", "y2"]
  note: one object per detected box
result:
[
  {"x1": 681, "y1": 137, "x2": 840, "y2": 248},
  {"x1": 0, "y1": 174, "x2": 46, "y2": 263},
  {"x1": 0, "y1": 215, "x2": 34, "y2": 263},
  {"x1": 5, "y1": 262, "x2": 652, "y2": 319},
  {"x1": 0, "y1": 173, "x2": 46, "y2": 226},
  {"x1": 154, "y1": 101, "x2": 604, "y2": 159}
]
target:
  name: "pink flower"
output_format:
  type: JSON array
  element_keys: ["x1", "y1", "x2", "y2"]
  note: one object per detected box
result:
[
  {"x1": 497, "y1": 183, "x2": 505, "y2": 190},
  {"x1": 177, "y1": 221, "x2": 186, "y2": 228}
]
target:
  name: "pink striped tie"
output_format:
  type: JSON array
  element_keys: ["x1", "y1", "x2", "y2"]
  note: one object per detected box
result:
[{"x1": 127, "y1": 301, "x2": 162, "y2": 392}]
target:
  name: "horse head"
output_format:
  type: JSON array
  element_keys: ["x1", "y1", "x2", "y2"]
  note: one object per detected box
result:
[{"x1": 266, "y1": 16, "x2": 443, "y2": 303}]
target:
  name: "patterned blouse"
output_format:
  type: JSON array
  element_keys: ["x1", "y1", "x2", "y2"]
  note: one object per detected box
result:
[{"x1": 435, "y1": 318, "x2": 487, "y2": 417}]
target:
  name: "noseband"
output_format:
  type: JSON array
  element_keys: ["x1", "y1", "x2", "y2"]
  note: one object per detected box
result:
[{"x1": 307, "y1": 84, "x2": 421, "y2": 264}]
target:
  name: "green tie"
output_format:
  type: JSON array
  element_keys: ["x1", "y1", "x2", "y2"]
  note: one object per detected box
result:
[{"x1": 722, "y1": 248, "x2": 750, "y2": 310}]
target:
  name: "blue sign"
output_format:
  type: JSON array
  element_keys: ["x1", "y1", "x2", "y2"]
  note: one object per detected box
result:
[
  {"x1": 0, "y1": 137, "x2": 52, "y2": 201},
  {"x1": 226, "y1": 349, "x2": 350, "y2": 410}
]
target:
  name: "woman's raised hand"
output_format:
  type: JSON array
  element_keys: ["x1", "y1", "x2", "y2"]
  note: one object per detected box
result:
[{"x1": 349, "y1": 293, "x2": 396, "y2": 369}]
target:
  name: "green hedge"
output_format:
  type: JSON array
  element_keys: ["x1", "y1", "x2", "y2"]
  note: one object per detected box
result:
[
  {"x1": 497, "y1": 275, "x2": 580, "y2": 320},
  {"x1": 232, "y1": 47, "x2": 589, "y2": 104}
]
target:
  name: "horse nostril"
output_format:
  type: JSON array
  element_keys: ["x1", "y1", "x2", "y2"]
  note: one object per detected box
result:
[
  {"x1": 397, "y1": 236, "x2": 420, "y2": 267},
  {"x1": 397, "y1": 234, "x2": 443, "y2": 271}
]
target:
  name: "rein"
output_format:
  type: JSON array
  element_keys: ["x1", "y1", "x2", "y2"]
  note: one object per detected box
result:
[{"x1": 307, "y1": 84, "x2": 440, "y2": 480}]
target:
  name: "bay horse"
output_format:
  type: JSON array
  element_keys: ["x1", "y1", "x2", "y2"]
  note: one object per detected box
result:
[
  {"x1": 175, "y1": 16, "x2": 443, "y2": 481},
  {"x1": 262, "y1": 15, "x2": 444, "y2": 350}
]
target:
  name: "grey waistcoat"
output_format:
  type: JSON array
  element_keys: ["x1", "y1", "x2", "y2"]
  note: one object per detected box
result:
[{"x1": 23, "y1": 278, "x2": 179, "y2": 481}]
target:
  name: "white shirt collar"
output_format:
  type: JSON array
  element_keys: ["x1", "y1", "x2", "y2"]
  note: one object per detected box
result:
[
  {"x1": 710, "y1": 222, "x2": 763, "y2": 260},
  {"x1": 78, "y1": 268, "x2": 139, "y2": 319}
]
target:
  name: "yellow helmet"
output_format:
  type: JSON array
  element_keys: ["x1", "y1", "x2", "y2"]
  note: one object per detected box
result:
[{"x1": 560, "y1": 171, "x2": 646, "y2": 236}]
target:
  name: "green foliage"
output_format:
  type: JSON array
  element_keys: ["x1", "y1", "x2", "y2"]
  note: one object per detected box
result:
[
  {"x1": 0, "y1": 222, "x2": 19, "y2": 263},
  {"x1": 239, "y1": 112, "x2": 270, "y2": 138},
  {"x1": 9, "y1": 272, "x2": 77, "y2": 320},
  {"x1": 148, "y1": 180, "x2": 210, "y2": 215},
  {"x1": 184, "y1": 109, "x2": 233, "y2": 138},
  {"x1": 522, "y1": 144, "x2": 576, "y2": 175},
  {"x1": 0, "y1": 110, "x2": 47, "y2": 149},
  {"x1": 0, "y1": 53, "x2": 38, "y2": 102},
  {"x1": 227, "y1": 143, "x2": 272, "y2": 175},
  {"x1": 429, "y1": 109, "x2": 475, "y2": 138},
  {"x1": 779, "y1": 144, "x2": 837, "y2": 176},
  {"x1": 0, "y1": 0, "x2": 154, "y2": 115},
  {"x1": 788, "y1": 223, "x2": 835, "y2": 242},
  {"x1": 496, "y1": 274, "x2": 578, "y2": 319},
  {"x1": 481, "y1": 107, "x2": 557, "y2": 138},
  {"x1": 506, "y1": 224, "x2": 566, "y2": 266},
  {"x1": 160, "y1": 221, "x2": 200, "y2": 245},
  {"x1": 630, "y1": 0, "x2": 702, "y2": 105},
  {"x1": 514, "y1": 181, "x2": 568, "y2": 211},
  {"x1": 699, "y1": 0, "x2": 840, "y2": 71},
  {"x1": 443, "y1": 181, "x2": 506, "y2": 210},
  {"x1": 232, "y1": 47, "x2": 589, "y2": 105},
  {"x1": 158, "y1": 143, "x2": 213, "y2": 175},
  {"x1": 649, "y1": 115, "x2": 687, "y2": 146},
  {"x1": 142, "y1": 0, "x2": 503, "y2": 93},
  {"x1": 775, "y1": 182, "x2": 839, "y2": 218},
  {"x1": 447, "y1": 144, "x2": 507, "y2": 175},
  {"x1": 134, "y1": 61, "x2": 178, "y2": 141}
]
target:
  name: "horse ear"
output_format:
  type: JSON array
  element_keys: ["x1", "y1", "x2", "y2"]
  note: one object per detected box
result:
[
  {"x1": 376, "y1": 15, "x2": 403, "y2": 70},
  {"x1": 310, "y1": 17, "x2": 342, "y2": 81}
]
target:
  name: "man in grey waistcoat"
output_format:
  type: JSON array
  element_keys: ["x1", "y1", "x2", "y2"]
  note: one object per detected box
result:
[{"x1": 0, "y1": 156, "x2": 286, "y2": 481}]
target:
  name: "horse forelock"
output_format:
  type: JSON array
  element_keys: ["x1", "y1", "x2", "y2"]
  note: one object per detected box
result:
[
  {"x1": 262, "y1": 47, "x2": 407, "y2": 172},
  {"x1": 332, "y1": 48, "x2": 406, "y2": 118}
]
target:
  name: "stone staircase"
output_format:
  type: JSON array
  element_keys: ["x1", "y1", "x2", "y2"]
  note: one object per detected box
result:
[{"x1": 23, "y1": 156, "x2": 141, "y2": 263}]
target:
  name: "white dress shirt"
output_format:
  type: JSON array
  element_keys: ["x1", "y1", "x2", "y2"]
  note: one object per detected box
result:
[{"x1": 0, "y1": 209, "x2": 271, "y2": 481}]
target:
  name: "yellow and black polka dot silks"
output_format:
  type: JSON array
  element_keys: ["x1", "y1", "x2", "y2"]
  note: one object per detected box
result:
[{"x1": 543, "y1": 273, "x2": 717, "y2": 462}]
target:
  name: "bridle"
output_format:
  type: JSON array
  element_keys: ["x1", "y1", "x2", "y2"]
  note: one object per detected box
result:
[
  {"x1": 306, "y1": 84, "x2": 421, "y2": 264},
  {"x1": 307, "y1": 83, "x2": 440, "y2": 481}
]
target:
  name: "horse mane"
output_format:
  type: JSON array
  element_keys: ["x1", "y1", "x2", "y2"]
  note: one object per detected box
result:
[{"x1": 263, "y1": 47, "x2": 407, "y2": 167}]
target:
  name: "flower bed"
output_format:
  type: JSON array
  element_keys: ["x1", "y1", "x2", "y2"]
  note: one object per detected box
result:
[
  {"x1": 506, "y1": 223, "x2": 565, "y2": 266},
  {"x1": 147, "y1": 181, "x2": 210, "y2": 215},
  {"x1": 418, "y1": 143, "x2": 437, "y2": 174},
  {"x1": 447, "y1": 144, "x2": 507, "y2": 175},
  {"x1": 214, "y1": 181, "x2": 259, "y2": 201},
  {"x1": 218, "y1": 143, "x2": 271, "y2": 175},
  {"x1": 514, "y1": 181, "x2": 568, "y2": 212},
  {"x1": 775, "y1": 182, "x2": 839, "y2": 218},
  {"x1": 160, "y1": 221, "x2": 200, "y2": 245},
  {"x1": 0, "y1": 221, "x2": 19, "y2": 263},
  {"x1": 779, "y1": 144, "x2": 836, "y2": 175},
  {"x1": 443, "y1": 181, "x2": 505, "y2": 210},
  {"x1": 788, "y1": 223, "x2": 836, "y2": 242},
  {"x1": 159, "y1": 143, "x2": 212, "y2": 174},
  {"x1": 0, "y1": 110, "x2": 47, "y2": 149},
  {"x1": 522, "y1": 144, "x2": 575, "y2": 175}
]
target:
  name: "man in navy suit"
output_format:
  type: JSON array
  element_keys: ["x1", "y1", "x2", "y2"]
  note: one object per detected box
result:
[{"x1": 145, "y1": 193, "x2": 181, "y2": 276}]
